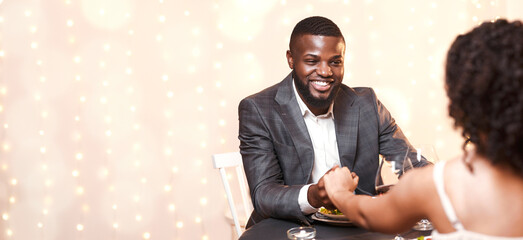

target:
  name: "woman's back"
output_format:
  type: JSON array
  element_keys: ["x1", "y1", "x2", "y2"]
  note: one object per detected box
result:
[{"x1": 432, "y1": 153, "x2": 523, "y2": 237}]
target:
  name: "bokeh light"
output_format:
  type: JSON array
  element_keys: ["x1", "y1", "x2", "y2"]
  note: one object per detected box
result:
[{"x1": 0, "y1": 0, "x2": 520, "y2": 239}]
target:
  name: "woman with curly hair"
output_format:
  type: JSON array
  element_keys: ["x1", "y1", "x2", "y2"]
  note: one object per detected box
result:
[{"x1": 323, "y1": 19, "x2": 523, "y2": 239}]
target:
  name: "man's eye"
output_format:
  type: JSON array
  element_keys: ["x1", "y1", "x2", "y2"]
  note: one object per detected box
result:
[
  {"x1": 332, "y1": 60, "x2": 343, "y2": 65},
  {"x1": 305, "y1": 60, "x2": 317, "y2": 63}
]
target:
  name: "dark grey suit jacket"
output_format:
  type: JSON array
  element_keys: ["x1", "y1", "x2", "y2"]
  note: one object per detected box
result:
[{"x1": 238, "y1": 73, "x2": 414, "y2": 227}]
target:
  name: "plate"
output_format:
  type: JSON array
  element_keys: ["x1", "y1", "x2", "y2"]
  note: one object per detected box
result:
[
  {"x1": 312, "y1": 212, "x2": 356, "y2": 227},
  {"x1": 317, "y1": 210, "x2": 349, "y2": 221}
]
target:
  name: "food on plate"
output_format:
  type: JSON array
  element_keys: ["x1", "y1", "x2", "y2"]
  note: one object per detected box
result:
[{"x1": 319, "y1": 207, "x2": 343, "y2": 215}]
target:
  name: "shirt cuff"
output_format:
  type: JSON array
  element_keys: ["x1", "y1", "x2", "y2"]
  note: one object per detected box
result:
[{"x1": 298, "y1": 184, "x2": 318, "y2": 214}]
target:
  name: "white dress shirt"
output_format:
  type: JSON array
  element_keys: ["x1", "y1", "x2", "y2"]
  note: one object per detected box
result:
[{"x1": 292, "y1": 80, "x2": 341, "y2": 214}]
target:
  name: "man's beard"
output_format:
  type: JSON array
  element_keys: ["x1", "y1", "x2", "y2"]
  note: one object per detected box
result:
[{"x1": 293, "y1": 71, "x2": 340, "y2": 110}]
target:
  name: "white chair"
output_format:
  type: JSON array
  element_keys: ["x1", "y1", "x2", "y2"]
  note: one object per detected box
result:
[{"x1": 212, "y1": 152, "x2": 253, "y2": 238}]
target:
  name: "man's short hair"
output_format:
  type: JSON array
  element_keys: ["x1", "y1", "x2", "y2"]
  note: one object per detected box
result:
[{"x1": 289, "y1": 16, "x2": 345, "y2": 53}]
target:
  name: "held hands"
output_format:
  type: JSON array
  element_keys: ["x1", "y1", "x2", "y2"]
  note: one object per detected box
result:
[
  {"x1": 323, "y1": 166, "x2": 359, "y2": 200},
  {"x1": 307, "y1": 166, "x2": 360, "y2": 210},
  {"x1": 307, "y1": 167, "x2": 338, "y2": 210}
]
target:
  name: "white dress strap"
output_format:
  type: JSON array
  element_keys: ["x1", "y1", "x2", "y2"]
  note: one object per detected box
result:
[{"x1": 433, "y1": 161, "x2": 465, "y2": 230}]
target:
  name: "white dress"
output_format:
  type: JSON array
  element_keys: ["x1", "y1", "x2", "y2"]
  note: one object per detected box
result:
[{"x1": 431, "y1": 161, "x2": 523, "y2": 240}]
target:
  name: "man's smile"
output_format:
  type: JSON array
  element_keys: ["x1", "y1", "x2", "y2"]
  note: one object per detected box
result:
[{"x1": 310, "y1": 79, "x2": 333, "y2": 92}]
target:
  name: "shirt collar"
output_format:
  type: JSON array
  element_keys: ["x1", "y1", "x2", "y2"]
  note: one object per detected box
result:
[{"x1": 292, "y1": 78, "x2": 334, "y2": 119}]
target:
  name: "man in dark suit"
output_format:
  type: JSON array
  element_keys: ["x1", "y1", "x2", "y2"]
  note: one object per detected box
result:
[{"x1": 238, "y1": 16, "x2": 417, "y2": 227}]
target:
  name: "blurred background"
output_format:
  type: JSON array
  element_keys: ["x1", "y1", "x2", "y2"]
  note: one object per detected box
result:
[{"x1": 0, "y1": 0, "x2": 521, "y2": 239}]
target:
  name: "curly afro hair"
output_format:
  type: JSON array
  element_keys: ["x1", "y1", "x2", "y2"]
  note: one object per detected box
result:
[{"x1": 445, "y1": 19, "x2": 523, "y2": 175}]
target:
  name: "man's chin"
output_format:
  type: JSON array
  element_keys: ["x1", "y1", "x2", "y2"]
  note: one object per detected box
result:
[
  {"x1": 312, "y1": 93, "x2": 333, "y2": 103},
  {"x1": 309, "y1": 90, "x2": 339, "y2": 109},
  {"x1": 309, "y1": 90, "x2": 331, "y2": 100}
]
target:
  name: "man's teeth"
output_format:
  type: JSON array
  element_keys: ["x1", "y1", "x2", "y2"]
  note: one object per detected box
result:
[{"x1": 312, "y1": 81, "x2": 328, "y2": 86}]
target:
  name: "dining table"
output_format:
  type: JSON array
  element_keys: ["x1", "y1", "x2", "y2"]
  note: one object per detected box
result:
[{"x1": 239, "y1": 217, "x2": 432, "y2": 240}]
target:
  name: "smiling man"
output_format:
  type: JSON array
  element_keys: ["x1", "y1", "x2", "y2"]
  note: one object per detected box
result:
[
  {"x1": 238, "y1": 16, "x2": 416, "y2": 227},
  {"x1": 290, "y1": 33, "x2": 344, "y2": 116}
]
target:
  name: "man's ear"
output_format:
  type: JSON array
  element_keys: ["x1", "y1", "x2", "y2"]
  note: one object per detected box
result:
[{"x1": 286, "y1": 50, "x2": 294, "y2": 69}]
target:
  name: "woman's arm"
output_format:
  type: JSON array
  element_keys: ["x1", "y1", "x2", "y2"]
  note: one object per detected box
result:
[{"x1": 324, "y1": 166, "x2": 434, "y2": 234}]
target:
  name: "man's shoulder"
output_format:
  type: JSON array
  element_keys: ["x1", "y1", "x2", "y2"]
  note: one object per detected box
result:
[
  {"x1": 241, "y1": 75, "x2": 290, "y2": 105},
  {"x1": 343, "y1": 86, "x2": 375, "y2": 95},
  {"x1": 339, "y1": 85, "x2": 377, "y2": 103}
]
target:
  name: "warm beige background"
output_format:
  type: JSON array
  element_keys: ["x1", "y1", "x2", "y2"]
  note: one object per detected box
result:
[{"x1": 0, "y1": 0, "x2": 521, "y2": 239}]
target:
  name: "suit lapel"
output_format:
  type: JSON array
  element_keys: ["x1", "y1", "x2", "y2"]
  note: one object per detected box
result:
[
  {"x1": 333, "y1": 87, "x2": 359, "y2": 170},
  {"x1": 275, "y1": 74, "x2": 314, "y2": 181}
]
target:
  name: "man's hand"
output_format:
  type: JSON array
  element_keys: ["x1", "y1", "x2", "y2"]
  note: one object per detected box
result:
[{"x1": 307, "y1": 166, "x2": 339, "y2": 210}]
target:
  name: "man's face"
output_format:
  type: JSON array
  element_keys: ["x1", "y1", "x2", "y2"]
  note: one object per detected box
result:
[{"x1": 287, "y1": 34, "x2": 345, "y2": 113}]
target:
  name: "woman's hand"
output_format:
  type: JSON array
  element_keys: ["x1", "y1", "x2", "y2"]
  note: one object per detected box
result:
[{"x1": 324, "y1": 166, "x2": 359, "y2": 198}]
